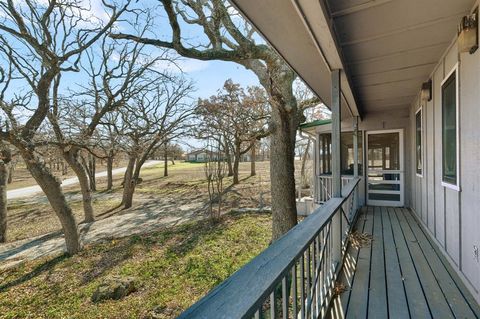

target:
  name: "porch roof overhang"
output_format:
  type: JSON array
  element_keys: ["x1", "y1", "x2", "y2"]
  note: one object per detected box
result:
[{"x1": 230, "y1": 0, "x2": 475, "y2": 117}]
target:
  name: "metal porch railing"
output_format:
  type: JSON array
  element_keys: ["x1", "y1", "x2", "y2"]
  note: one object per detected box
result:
[
  {"x1": 178, "y1": 178, "x2": 361, "y2": 319},
  {"x1": 315, "y1": 175, "x2": 354, "y2": 204}
]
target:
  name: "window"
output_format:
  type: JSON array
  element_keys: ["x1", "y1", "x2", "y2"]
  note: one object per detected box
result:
[
  {"x1": 318, "y1": 131, "x2": 363, "y2": 175},
  {"x1": 416, "y1": 108, "x2": 422, "y2": 176},
  {"x1": 441, "y1": 68, "x2": 458, "y2": 187}
]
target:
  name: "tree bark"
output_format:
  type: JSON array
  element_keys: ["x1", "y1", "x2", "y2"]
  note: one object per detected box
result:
[
  {"x1": 0, "y1": 153, "x2": 10, "y2": 243},
  {"x1": 164, "y1": 144, "x2": 168, "y2": 177},
  {"x1": 233, "y1": 142, "x2": 240, "y2": 185},
  {"x1": 224, "y1": 136, "x2": 234, "y2": 177},
  {"x1": 250, "y1": 141, "x2": 256, "y2": 177},
  {"x1": 63, "y1": 149, "x2": 95, "y2": 223},
  {"x1": 106, "y1": 154, "x2": 114, "y2": 191},
  {"x1": 6, "y1": 160, "x2": 15, "y2": 184},
  {"x1": 267, "y1": 85, "x2": 299, "y2": 241},
  {"x1": 88, "y1": 154, "x2": 96, "y2": 191},
  {"x1": 24, "y1": 153, "x2": 80, "y2": 254},
  {"x1": 122, "y1": 156, "x2": 136, "y2": 209}
]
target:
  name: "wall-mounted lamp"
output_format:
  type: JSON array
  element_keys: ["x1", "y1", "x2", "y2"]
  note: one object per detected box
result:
[
  {"x1": 421, "y1": 80, "x2": 432, "y2": 102},
  {"x1": 458, "y1": 11, "x2": 478, "y2": 54}
]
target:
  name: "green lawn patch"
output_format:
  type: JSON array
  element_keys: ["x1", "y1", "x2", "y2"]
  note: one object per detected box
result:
[{"x1": 0, "y1": 212, "x2": 271, "y2": 319}]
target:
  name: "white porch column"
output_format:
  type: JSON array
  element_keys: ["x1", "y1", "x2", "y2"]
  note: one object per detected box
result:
[{"x1": 331, "y1": 70, "x2": 342, "y2": 198}]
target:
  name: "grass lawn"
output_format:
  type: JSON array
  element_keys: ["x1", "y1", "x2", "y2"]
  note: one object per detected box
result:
[{"x1": 0, "y1": 212, "x2": 271, "y2": 319}]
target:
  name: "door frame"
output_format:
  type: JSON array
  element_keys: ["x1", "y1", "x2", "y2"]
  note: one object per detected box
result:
[{"x1": 366, "y1": 129, "x2": 404, "y2": 207}]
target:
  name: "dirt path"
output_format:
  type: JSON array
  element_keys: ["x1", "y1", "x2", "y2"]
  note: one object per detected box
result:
[
  {"x1": 7, "y1": 160, "x2": 162, "y2": 200},
  {"x1": 0, "y1": 196, "x2": 205, "y2": 269}
]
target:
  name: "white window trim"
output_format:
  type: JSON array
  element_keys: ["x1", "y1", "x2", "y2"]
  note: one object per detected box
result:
[
  {"x1": 440, "y1": 63, "x2": 461, "y2": 192},
  {"x1": 415, "y1": 106, "x2": 423, "y2": 178}
]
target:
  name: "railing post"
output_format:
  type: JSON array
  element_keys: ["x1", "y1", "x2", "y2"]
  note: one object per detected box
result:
[
  {"x1": 331, "y1": 70, "x2": 341, "y2": 199},
  {"x1": 331, "y1": 69, "x2": 342, "y2": 268},
  {"x1": 314, "y1": 133, "x2": 320, "y2": 204}
]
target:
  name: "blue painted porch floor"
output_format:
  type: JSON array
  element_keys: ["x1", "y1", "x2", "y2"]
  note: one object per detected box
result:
[{"x1": 329, "y1": 206, "x2": 480, "y2": 319}]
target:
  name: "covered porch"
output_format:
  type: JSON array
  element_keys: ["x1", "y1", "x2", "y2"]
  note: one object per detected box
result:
[
  {"x1": 177, "y1": 0, "x2": 480, "y2": 317},
  {"x1": 331, "y1": 206, "x2": 480, "y2": 318}
]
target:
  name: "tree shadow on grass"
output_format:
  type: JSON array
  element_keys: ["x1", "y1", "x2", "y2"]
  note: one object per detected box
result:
[
  {"x1": 0, "y1": 254, "x2": 68, "y2": 293},
  {"x1": 164, "y1": 216, "x2": 233, "y2": 258},
  {"x1": 0, "y1": 231, "x2": 63, "y2": 261},
  {"x1": 96, "y1": 203, "x2": 124, "y2": 219},
  {"x1": 79, "y1": 240, "x2": 134, "y2": 285}
]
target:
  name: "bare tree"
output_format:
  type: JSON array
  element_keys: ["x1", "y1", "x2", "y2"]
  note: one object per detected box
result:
[
  {"x1": 111, "y1": 0, "x2": 319, "y2": 240},
  {"x1": 0, "y1": 0, "x2": 131, "y2": 254},
  {"x1": 96, "y1": 112, "x2": 123, "y2": 190},
  {"x1": 116, "y1": 76, "x2": 194, "y2": 208},
  {"x1": 204, "y1": 141, "x2": 225, "y2": 220},
  {"x1": 197, "y1": 80, "x2": 269, "y2": 185},
  {"x1": 47, "y1": 33, "x2": 158, "y2": 223}
]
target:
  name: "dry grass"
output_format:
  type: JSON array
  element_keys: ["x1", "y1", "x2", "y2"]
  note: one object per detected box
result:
[
  {"x1": 348, "y1": 231, "x2": 373, "y2": 249},
  {"x1": 333, "y1": 282, "x2": 350, "y2": 297},
  {"x1": 0, "y1": 212, "x2": 272, "y2": 319},
  {"x1": 0, "y1": 160, "x2": 313, "y2": 318},
  {"x1": 5, "y1": 161, "x2": 273, "y2": 242},
  {"x1": 7, "y1": 159, "x2": 129, "y2": 191}
]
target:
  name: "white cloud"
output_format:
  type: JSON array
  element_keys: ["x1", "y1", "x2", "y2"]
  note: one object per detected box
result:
[{"x1": 154, "y1": 58, "x2": 210, "y2": 74}]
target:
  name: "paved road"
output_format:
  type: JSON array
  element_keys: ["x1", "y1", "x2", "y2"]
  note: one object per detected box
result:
[{"x1": 7, "y1": 160, "x2": 162, "y2": 200}]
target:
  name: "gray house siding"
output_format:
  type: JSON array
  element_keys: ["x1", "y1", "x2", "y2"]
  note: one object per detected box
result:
[
  {"x1": 409, "y1": 7, "x2": 480, "y2": 302},
  {"x1": 460, "y1": 44, "x2": 480, "y2": 295},
  {"x1": 433, "y1": 63, "x2": 446, "y2": 247}
]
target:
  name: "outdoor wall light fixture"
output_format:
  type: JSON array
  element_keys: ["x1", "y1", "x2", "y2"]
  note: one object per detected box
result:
[
  {"x1": 458, "y1": 11, "x2": 478, "y2": 54},
  {"x1": 421, "y1": 80, "x2": 432, "y2": 102}
]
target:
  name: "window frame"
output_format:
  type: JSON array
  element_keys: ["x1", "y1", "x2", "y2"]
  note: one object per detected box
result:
[
  {"x1": 440, "y1": 64, "x2": 460, "y2": 191},
  {"x1": 317, "y1": 130, "x2": 363, "y2": 176},
  {"x1": 415, "y1": 106, "x2": 423, "y2": 177}
]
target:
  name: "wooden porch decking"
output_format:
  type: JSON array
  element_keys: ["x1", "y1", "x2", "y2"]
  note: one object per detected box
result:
[{"x1": 329, "y1": 206, "x2": 480, "y2": 319}]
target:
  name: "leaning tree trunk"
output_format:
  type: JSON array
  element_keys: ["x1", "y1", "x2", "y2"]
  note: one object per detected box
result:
[
  {"x1": 23, "y1": 154, "x2": 80, "y2": 254},
  {"x1": 63, "y1": 149, "x2": 95, "y2": 223},
  {"x1": 122, "y1": 156, "x2": 136, "y2": 209},
  {"x1": 106, "y1": 154, "x2": 114, "y2": 191},
  {"x1": 250, "y1": 141, "x2": 256, "y2": 177},
  {"x1": 0, "y1": 157, "x2": 10, "y2": 243}
]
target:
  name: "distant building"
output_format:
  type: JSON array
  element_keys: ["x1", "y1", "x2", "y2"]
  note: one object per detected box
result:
[{"x1": 185, "y1": 149, "x2": 223, "y2": 163}]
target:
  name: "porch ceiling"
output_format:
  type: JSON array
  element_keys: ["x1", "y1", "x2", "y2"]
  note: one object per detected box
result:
[
  {"x1": 327, "y1": 0, "x2": 473, "y2": 113},
  {"x1": 230, "y1": 0, "x2": 475, "y2": 116}
]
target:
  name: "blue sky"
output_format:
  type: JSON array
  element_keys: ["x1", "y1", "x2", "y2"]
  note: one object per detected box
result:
[{"x1": 152, "y1": 57, "x2": 261, "y2": 101}]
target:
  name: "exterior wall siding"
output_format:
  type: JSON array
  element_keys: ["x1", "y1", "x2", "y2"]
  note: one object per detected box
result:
[
  {"x1": 408, "y1": 4, "x2": 480, "y2": 302},
  {"x1": 459, "y1": 29, "x2": 480, "y2": 294},
  {"x1": 433, "y1": 64, "x2": 446, "y2": 247}
]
